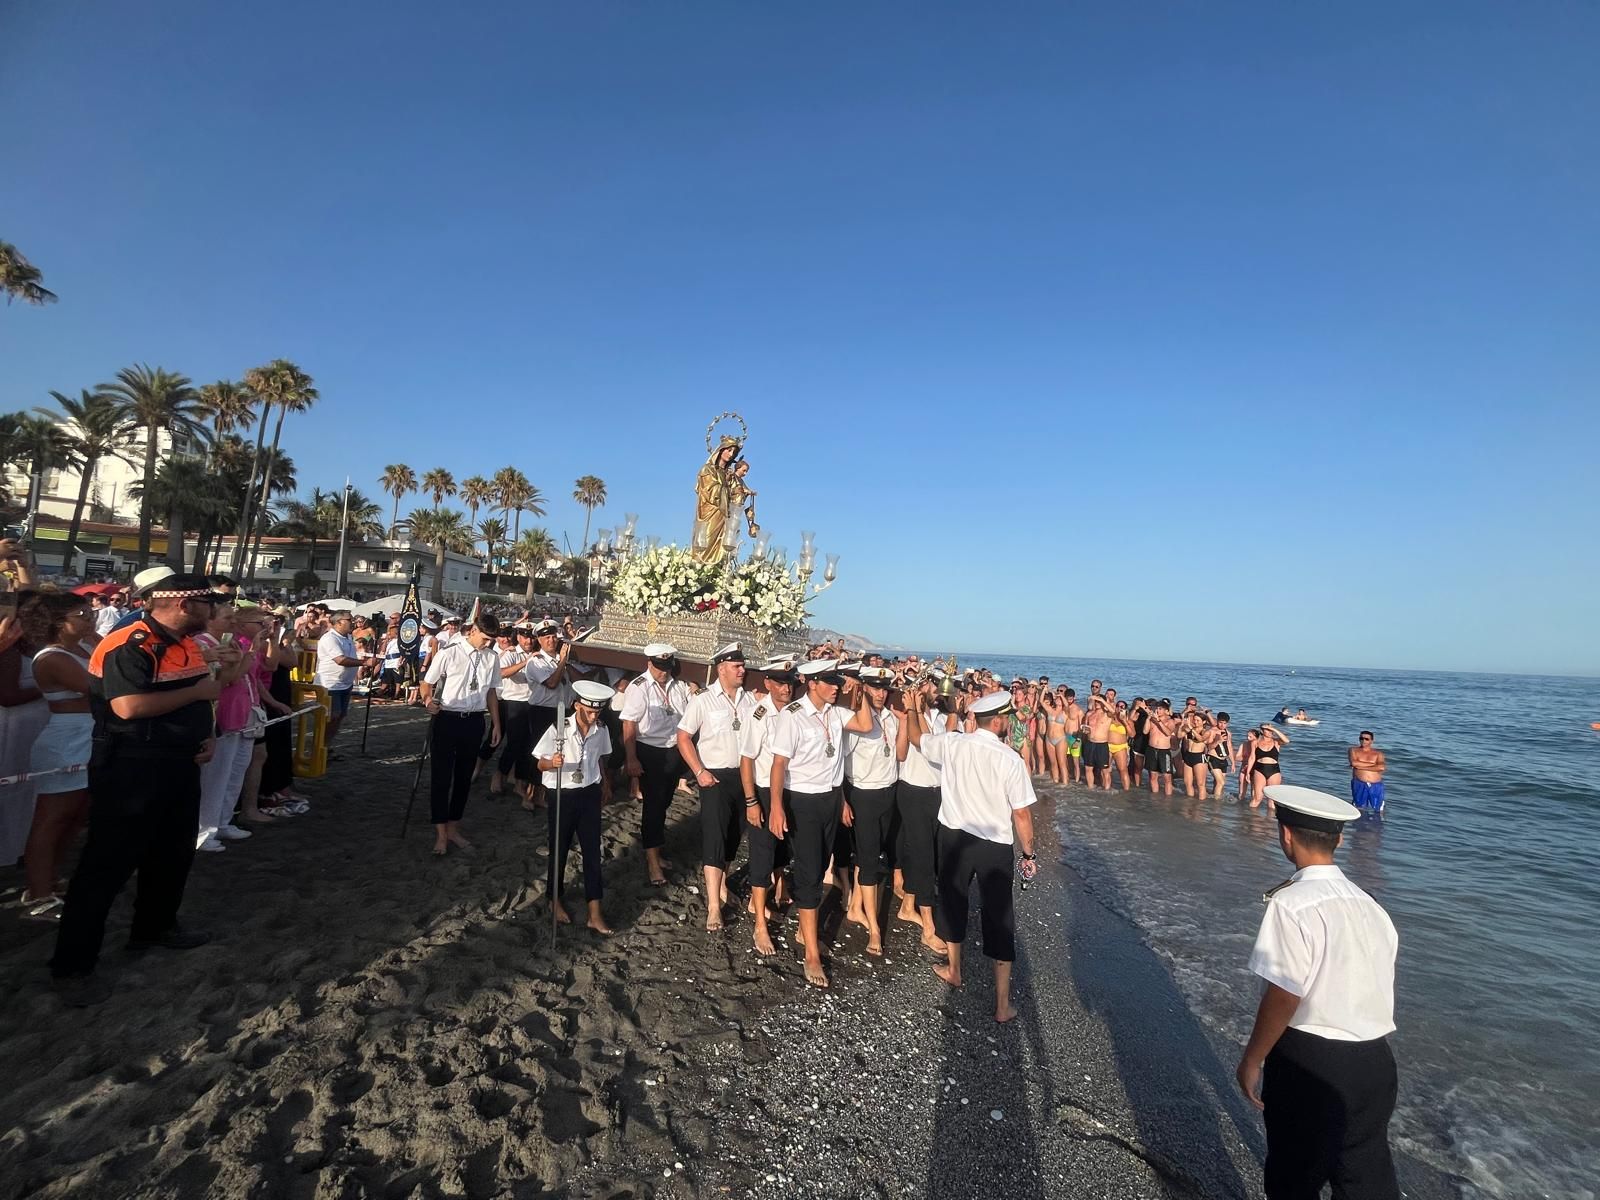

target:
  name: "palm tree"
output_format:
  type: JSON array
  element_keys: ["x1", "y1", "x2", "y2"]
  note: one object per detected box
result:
[
  {"x1": 460, "y1": 475, "x2": 492, "y2": 523},
  {"x1": 380, "y1": 464, "x2": 418, "y2": 537},
  {"x1": 477, "y1": 516, "x2": 507, "y2": 574},
  {"x1": 193, "y1": 434, "x2": 254, "y2": 572},
  {"x1": 196, "y1": 380, "x2": 256, "y2": 438},
  {"x1": 407, "y1": 507, "x2": 473, "y2": 603},
  {"x1": 13, "y1": 416, "x2": 80, "y2": 531},
  {"x1": 130, "y1": 457, "x2": 220, "y2": 570},
  {"x1": 0, "y1": 241, "x2": 56, "y2": 306},
  {"x1": 512, "y1": 528, "x2": 559, "y2": 605},
  {"x1": 240, "y1": 360, "x2": 318, "y2": 582},
  {"x1": 491, "y1": 466, "x2": 542, "y2": 544},
  {"x1": 100, "y1": 365, "x2": 208, "y2": 569},
  {"x1": 275, "y1": 489, "x2": 341, "y2": 586},
  {"x1": 420, "y1": 467, "x2": 456, "y2": 511},
  {"x1": 572, "y1": 474, "x2": 607, "y2": 593},
  {"x1": 39, "y1": 389, "x2": 136, "y2": 569}
]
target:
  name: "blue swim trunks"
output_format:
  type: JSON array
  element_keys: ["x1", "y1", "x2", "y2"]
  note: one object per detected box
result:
[{"x1": 1351, "y1": 778, "x2": 1385, "y2": 812}]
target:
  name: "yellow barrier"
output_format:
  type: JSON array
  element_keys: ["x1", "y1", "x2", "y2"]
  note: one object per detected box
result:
[{"x1": 291, "y1": 680, "x2": 329, "y2": 778}]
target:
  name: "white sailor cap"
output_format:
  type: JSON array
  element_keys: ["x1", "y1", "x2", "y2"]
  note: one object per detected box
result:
[
  {"x1": 643, "y1": 642, "x2": 678, "y2": 659},
  {"x1": 798, "y1": 659, "x2": 844, "y2": 684},
  {"x1": 969, "y1": 691, "x2": 1015, "y2": 718},
  {"x1": 1264, "y1": 785, "x2": 1361, "y2": 834},
  {"x1": 711, "y1": 642, "x2": 745, "y2": 664},
  {"x1": 572, "y1": 679, "x2": 614, "y2": 709},
  {"x1": 533, "y1": 618, "x2": 560, "y2": 635},
  {"x1": 859, "y1": 666, "x2": 894, "y2": 686},
  {"x1": 761, "y1": 656, "x2": 800, "y2": 683}
]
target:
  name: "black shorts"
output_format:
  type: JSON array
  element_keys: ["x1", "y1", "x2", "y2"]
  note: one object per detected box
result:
[
  {"x1": 1148, "y1": 747, "x2": 1173, "y2": 775},
  {"x1": 1181, "y1": 748, "x2": 1205, "y2": 767},
  {"x1": 1084, "y1": 741, "x2": 1110, "y2": 769}
]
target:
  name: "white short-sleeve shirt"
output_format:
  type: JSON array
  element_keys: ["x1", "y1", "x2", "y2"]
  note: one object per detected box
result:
[
  {"x1": 618, "y1": 671, "x2": 692, "y2": 749},
  {"x1": 919, "y1": 727, "x2": 1036, "y2": 844},
  {"x1": 423, "y1": 641, "x2": 500, "y2": 713},
  {"x1": 533, "y1": 718, "x2": 612, "y2": 789},
  {"x1": 524, "y1": 648, "x2": 571, "y2": 709},
  {"x1": 767, "y1": 695, "x2": 846, "y2": 794},
  {"x1": 845, "y1": 706, "x2": 899, "y2": 788},
  {"x1": 496, "y1": 647, "x2": 531, "y2": 703},
  {"x1": 900, "y1": 707, "x2": 953, "y2": 788},
  {"x1": 1248, "y1": 864, "x2": 1398, "y2": 1042},
  {"x1": 679, "y1": 684, "x2": 758, "y2": 771},
  {"x1": 739, "y1": 695, "x2": 782, "y2": 787},
  {"x1": 315, "y1": 630, "x2": 359, "y2": 691}
]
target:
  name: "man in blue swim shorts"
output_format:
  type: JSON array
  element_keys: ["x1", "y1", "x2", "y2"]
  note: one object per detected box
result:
[{"x1": 1348, "y1": 731, "x2": 1387, "y2": 811}]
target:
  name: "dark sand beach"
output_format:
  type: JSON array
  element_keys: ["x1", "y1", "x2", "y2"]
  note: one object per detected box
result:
[{"x1": 0, "y1": 704, "x2": 1463, "y2": 1199}]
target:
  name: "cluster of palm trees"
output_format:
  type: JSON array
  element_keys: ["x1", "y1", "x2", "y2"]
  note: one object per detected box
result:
[
  {"x1": 373, "y1": 465, "x2": 608, "y2": 604},
  {"x1": 0, "y1": 360, "x2": 318, "y2": 578}
]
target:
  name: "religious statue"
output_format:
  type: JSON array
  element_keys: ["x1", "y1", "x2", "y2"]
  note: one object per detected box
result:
[{"x1": 691, "y1": 413, "x2": 757, "y2": 565}]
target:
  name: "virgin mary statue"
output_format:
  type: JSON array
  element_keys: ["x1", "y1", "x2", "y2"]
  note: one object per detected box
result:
[{"x1": 691, "y1": 435, "x2": 742, "y2": 564}]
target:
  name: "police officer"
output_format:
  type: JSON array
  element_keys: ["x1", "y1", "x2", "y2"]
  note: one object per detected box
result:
[
  {"x1": 534, "y1": 678, "x2": 615, "y2": 935},
  {"x1": 50, "y1": 575, "x2": 234, "y2": 1007},
  {"x1": 906, "y1": 688, "x2": 1038, "y2": 1024},
  {"x1": 676, "y1": 642, "x2": 757, "y2": 932},
  {"x1": 767, "y1": 659, "x2": 873, "y2": 989},
  {"x1": 1238, "y1": 784, "x2": 1400, "y2": 1200},
  {"x1": 739, "y1": 655, "x2": 800, "y2": 957},
  {"x1": 619, "y1": 642, "x2": 692, "y2": 886}
]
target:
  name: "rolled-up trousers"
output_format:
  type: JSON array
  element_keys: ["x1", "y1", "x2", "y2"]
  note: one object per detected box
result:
[
  {"x1": 635, "y1": 741, "x2": 680, "y2": 850},
  {"x1": 700, "y1": 766, "x2": 744, "y2": 869},
  {"x1": 548, "y1": 782, "x2": 604, "y2": 901},
  {"x1": 934, "y1": 822, "x2": 1017, "y2": 962},
  {"x1": 895, "y1": 782, "x2": 940, "y2": 909},
  {"x1": 430, "y1": 711, "x2": 482, "y2": 824},
  {"x1": 788, "y1": 787, "x2": 841, "y2": 911}
]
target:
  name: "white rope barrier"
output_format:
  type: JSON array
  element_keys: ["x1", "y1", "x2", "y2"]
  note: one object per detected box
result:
[{"x1": 0, "y1": 704, "x2": 327, "y2": 787}]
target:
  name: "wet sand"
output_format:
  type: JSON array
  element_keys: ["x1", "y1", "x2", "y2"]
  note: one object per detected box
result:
[{"x1": 0, "y1": 704, "x2": 1464, "y2": 1198}]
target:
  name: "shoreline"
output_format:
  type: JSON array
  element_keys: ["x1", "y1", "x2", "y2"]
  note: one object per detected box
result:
[{"x1": 0, "y1": 707, "x2": 1465, "y2": 1198}]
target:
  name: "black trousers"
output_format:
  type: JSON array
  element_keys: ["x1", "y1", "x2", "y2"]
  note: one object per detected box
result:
[
  {"x1": 895, "y1": 782, "x2": 940, "y2": 908},
  {"x1": 699, "y1": 766, "x2": 744, "y2": 869},
  {"x1": 493, "y1": 699, "x2": 534, "y2": 780},
  {"x1": 51, "y1": 752, "x2": 202, "y2": 978},
  {"x1": 1263, "y1": 1028, "x2": 1400, "y2": 1200},
  {"x1": 746, "y1": 785, "x2": 791, "y2": 890},
  {"x1": 430, "y1": 711, "x2": 483, "y2": 824},
  {"x1": 848, "y1": 783, "x2": 897, "y2": 886},
  {"x1": 635, "y1": 741, "x2": 681, "y2": 850},
  {"x1": 547, "y1": 782, "x2": 604, "y2": 901},
  {"x1": 788, "y1": 787, "x2": 842, "y2": 910},
  {"x1": 528, "y1": 704, "x2": 558, "y2": 759},
  {"x1": 934, "y1": 823, "x2": 1017, "y2": 962}
]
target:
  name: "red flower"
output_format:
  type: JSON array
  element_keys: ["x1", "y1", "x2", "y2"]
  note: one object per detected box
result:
[{"x1": 695, "y1": 599, "x2": 720, "y2": 612}]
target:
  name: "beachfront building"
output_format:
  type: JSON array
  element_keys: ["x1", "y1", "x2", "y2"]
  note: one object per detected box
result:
[{"x1": 3, "y1": 423, "x2": 205, "y2": 534}]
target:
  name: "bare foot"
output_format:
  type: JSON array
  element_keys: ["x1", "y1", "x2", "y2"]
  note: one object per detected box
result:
[
  {"x1": 995, "y1": 1001, "x2": 1018, "y2": 1024},
  {"x1": 846, "y1": 906, "x2": 870, "y2": 930},
  {"x1": 921, "y1": 932, "x2": 949, "y2": 954},
  {"x1": 866, "y1": 936, "x2": 883, "y2": 957},
  {"x1": 706, "y1": 913, "x2": 724, "y2": 933},
  {"x1": 804, "y1": 960, "x2": 829, "y2": 988},
  {"x1": 447, "y1": 831, "x2": 472, "y2": 849},
  {"x1": 896, "y1": 905, "x2": 922, "y2": 925},
  {"x1": 933, "y1": 961, "x2": 962, "y2": 988},
  {"x1": 754, "y1": 929, "x2": 776, "y2": 956},
  {"x1": 431, "y1": 840, "x2": 448, "y2": 856},
  {"x1": 587, "y1": 917, "x2": 613, "y2": 936},
  {"x1": 746, "y1": 896, "x2": 758, "y2": 915},
  {"x1": 553, "y1": 902, "x2": 571, "y2": 925}
]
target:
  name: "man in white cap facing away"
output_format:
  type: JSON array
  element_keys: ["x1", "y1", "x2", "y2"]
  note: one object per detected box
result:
[
  {"x1": 766, "y1": 659, "x2": 873, "y2": 989},
  {"x1": 676, "y1": 642, "x2": 757, "y2": 931},
  {"x1": 619, "y1": 642, "x2": 692, "y2": 886},
  {"x1": 1238, "y1": 784, "x2": 1400, "y2": 1200},
  {"x1": 906, "y1": 687, "x2": 1038, "y2": 1023},
  {"x1": 534, "y1": 679, "x2": 615, "y2": 935}
]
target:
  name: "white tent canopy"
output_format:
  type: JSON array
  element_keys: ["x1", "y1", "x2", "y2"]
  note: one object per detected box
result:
[
  {"x1": 295, "y1": 597, "x2": 357, "y2": 611},
  {"x1": 351, "y1": 593, "x2": 459, "y2": 621}
]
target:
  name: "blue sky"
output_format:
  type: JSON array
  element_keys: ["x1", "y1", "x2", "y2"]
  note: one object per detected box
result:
[{"x1": 4, "y1": 2, "x2": 1597, "y2": 674}]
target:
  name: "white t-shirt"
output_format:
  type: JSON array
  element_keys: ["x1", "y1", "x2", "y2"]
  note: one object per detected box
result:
[
  {"x1": 767, "y1": 695, "x2": 847, "y2": 794},
  {"x1": 678, "y1": 684, "x2": 758, "y2": 771},
  {"x1": 496, "y1": 647, "x2": 531, "y2": 703},
  {"x1": 315, "y1": 630, "x2": 359, "y2": 691},
  {"x1": 1249, "y1": 864, "x2": 1398, "y2": 1042},
  {"x1": 93, "y1": 605, "x2": 123, "y2": 637},
  {"x1": 919, "y1": 727, "x2": 1036, "y2": 844},
  {"x1": 845, "y1": 705, "x2": 899, "y2": 788}
]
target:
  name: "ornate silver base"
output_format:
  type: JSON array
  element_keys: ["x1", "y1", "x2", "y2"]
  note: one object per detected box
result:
[{"x1": 588, "y1": 608, "x2": 809, "y2": 665}]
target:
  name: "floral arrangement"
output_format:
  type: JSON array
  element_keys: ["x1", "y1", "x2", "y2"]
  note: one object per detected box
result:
[{"x1": 608, "y1": 545, "x2": 809, "y2": 631}]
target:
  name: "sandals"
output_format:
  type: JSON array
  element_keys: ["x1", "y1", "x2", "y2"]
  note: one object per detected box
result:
[{"x1": 22, "y1": 894, "x2": 64, "y2": 921}]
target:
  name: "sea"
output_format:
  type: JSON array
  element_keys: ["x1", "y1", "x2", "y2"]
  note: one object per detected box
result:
[{"x1": 916, "y1": 653, "x2": 1599, "y2": 1200}]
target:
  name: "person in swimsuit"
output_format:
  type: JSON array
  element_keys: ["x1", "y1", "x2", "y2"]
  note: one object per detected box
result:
[
  {"x1": 1348, "y1": 730, "x2": 1387, "y2": 812},
  {"x1": 1205, "y1": 712, "x2": 1233, "y2": 798},
  {"x1": 1108, "y1": 702, "x2": 1133, "y2": 790},
  {"x1": 1179, "y1": 712, "x2": 1210, "y2": 798},
  {"x1": 1038, "y1": 688, "x2": 1068, "y2": 785},
  {"x1": 1250, "y1": 725, "x2": 1290, "y2": 807},
  {"x1": 1144, "y1": 700, "x2": 1177, "y2": 796},
  {"x1": 1007, "y1": 684, "x2": 1033, "y2": 772},
  {"x1": 1062, "y1": 688, "x2": 1084, "y2": 784},
  {"x1": 1083, "y1": 695, "x2": 1113, "y2": 790},
  {"x1": 1128, "y1": 698, "x2": 1148, "y2": 789}
]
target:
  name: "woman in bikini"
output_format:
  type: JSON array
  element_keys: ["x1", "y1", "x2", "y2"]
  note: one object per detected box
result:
[
  {"x1": 1179, "y1": 712, "x2": 1210, "y2": 798},
  {"x1": 1007, "y1": 684, "x2": 1035, "y2": 773},
  {"x1": 1108, "y1": 701, "x2": 1133, "y2": 790},
  {"x1": 1249, "y1": 725, "x2": 1290, "y2": 807},
  {"x1": 1038, "y1": 688, "x2": 1069, "y2": 784}
]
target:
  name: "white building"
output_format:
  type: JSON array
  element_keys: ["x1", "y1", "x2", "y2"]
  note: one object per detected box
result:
[{"x1": 5, "y1": 424, "x2": 205, "y2": 530}]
